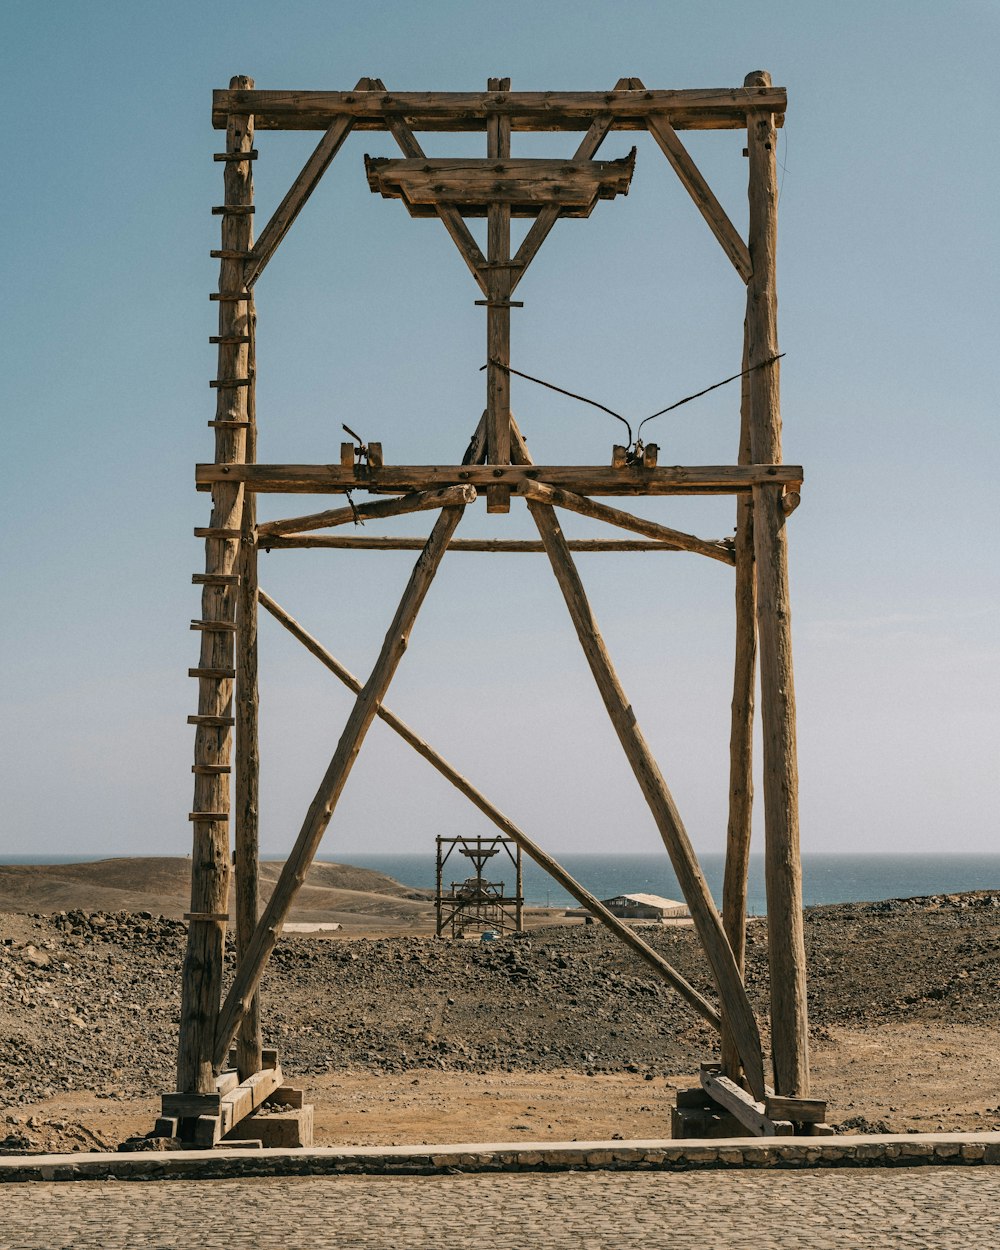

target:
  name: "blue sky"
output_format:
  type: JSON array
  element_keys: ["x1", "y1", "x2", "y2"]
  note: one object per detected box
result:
[{"x1": 1, "y1": 0, "x2": 997, "y2": 859}]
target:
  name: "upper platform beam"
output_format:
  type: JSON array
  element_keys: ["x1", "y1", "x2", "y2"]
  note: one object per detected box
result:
[
  {"x1": 212, "y1": 86, "x2": 787, "y2": 132},
  {"x1": 196, "y1": 463, "x2": 802, "y2": 496}
]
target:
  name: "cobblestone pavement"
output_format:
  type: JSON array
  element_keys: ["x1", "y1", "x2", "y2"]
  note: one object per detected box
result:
[{"x1": 3, "y1": 1168, "x2": 999, "y2": 1249}]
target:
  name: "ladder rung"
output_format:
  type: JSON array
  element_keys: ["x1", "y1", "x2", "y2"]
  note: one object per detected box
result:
[
  {"x1": 187, "y1": 715, "x2": 235, "y2": 727},
  {"x1": 214, "y1": 150, "x2": 258, "y2": 162},
  {"x1": 209, "y1": 293, "x2": 250, "y2": 301},
  {"x1": 194, "y1": 527, "x2": 241, "y2": 539},
  {"x1": 212, "y1": 205, "x2": 255, "y2": 215},
  {"x1": 192, "y1": 764, "x2": 231, "y2": 775},
  {"x1": 189, "y1": 668, "x2": 236, "y2": 679},
  {"x1": 209, "y1": 336, "x2": 251, "y2": 345},
  {"x1": 192, "y1": 573, "x2": 241, "y2": 585},
  {"x1": 210, "y1": 378, "x2": 251, "y2": 388},
  {"x1": 189, "y1": 812, "x2": 230, "y2": 822},
  {"x1": 207, "y1": 420, "x2": 252, "y2": 429},
  {"x1": 211, "y1": 250, "x2": 253, "y2": 260},
  {"x1": 190, "y1": 619, "x2": 238, "y2": 632}
]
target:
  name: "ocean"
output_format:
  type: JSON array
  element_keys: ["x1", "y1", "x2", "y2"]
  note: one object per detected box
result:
[{"x1": 5, "y1": 852, "x2": 996, "y2": 914}]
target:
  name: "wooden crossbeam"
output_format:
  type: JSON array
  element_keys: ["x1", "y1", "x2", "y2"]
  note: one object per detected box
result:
[
  {"x1": 644, "y1": 113, "x2": 752, "y2": 282},
  {"x1": 371, "y1": 78, "x2": 488, "y2": 294},
  {"x1": 256, "y1": 588, "x2": 722, "y2": 1029},
  {"x1": 259, "y1": 536, "x2": 711, "y2": 553},
  {"x1": 243, "y1": 76, "x2": 369, "y2": 286},
  {"x1": 196, "y1": 463, "x2": 803, "y2": 496},
  {"x1": 212, "y1": 86, "x2": 788, "y2": 132},
  {"x1": 516, "y1": 480, "x2": 735, "y2": 564},
  {"x1": 211, "y1": 500, "x2": 470, "y2": 1069},
  {"x1": 192, "y1": 1062, "x2": 285, "y2": 1148},
  {"x1": 256, "y1": 485, "x2": 477, "y2": 539}
]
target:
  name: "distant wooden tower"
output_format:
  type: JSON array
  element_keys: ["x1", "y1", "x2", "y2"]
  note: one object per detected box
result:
[{"x1": 164, "y1": 72, "x2": 827, "y2": 1147}]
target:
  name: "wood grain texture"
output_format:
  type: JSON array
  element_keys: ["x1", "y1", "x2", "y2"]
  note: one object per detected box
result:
[
  {"x1": 244, "y1": 76, "x2": 368, "y2": 285},
  {"x1": 177, "y1": 76, "x2": 253, "y2": 1098},
  {"x1": 485, "y1": 77, "x2": 512, "y2": 514},
  {"x1": 745, "y1": 69, "x2": 810, "y2": 1098},
  {"x1": 212, "y1": 86, "x2": 788, "y2": 132},
  {"x1": 516, "y1": 480, "x2": 734, "y2": 564},
  {"x1": 196, "y1": 463, "x2": 803, "y2": 496},
  {"x1": 257, "y1": 588, "x2": 721, "y2": 1029},
  {"x1": 701, "y1": 1069, "x2": 793, "y2": 1137},
  {"x1": 260, "y1": 536, "x2": 703, "y2": 552},
  {"x1": 257, "y1": 485, "x2": 477, "y2": 539},
  {"x1": 526, "y1": 498, "x2": 765, "y2": 1099},
  {"x1": 234, "y1": 300, "x2": 262, "y2": 1080},
  {"x1": 212, "y1": 503, "x2": 467, "y2": 1068}
]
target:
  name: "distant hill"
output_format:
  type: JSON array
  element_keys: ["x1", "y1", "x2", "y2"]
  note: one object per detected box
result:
[{"x1": 0, "y1": 857, "x2": 434, "y2": 925}]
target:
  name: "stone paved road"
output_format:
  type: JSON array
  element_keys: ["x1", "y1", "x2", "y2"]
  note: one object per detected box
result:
[{"x1": 3, "y1": 1169, "x2": 999, "y2": 1249}]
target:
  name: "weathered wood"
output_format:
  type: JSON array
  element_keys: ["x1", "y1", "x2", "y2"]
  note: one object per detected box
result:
[
  {"x1": 161, "y1": 1092, "x2": 220, "y2": 1119},
  {"x1": 192, "y1": 573, "x2": 241, "y2": 586},
  {"x1": 234, "y1": 302, "x2": 262, "y2": 1081},
  {"x1": 364, "y1": 153, "x2": 635, "y2": 216},
  {"x1": 244, "y1": 77, "x2": 368, "y2": 286},
  {"x1": 642, "y1": 98, "x2": 751, "y2": 281},
  {"x1": 187, "y1": 715, "x2": 235, "y2": 728},
  {"x1": 525, "y1": 499, "x2": 765, "y2": 1098},
  {"x1": 700, "y1": 1069, "x2": 793, "y2": 1136},
  {"x1": 178, "y1": 75, "x2": 254, "y2": 1098},
  {"x1": 764, "y1": 1094, "x2": 827, "y2": 1124},
  {"x1": 260, "y1": 536, "x2": 708, "y2": 552},
  {"x1": 486, "y1": 77, "x2": 513, "y2": 514},
  {"x1": 516, "y1": 480, "x2": 734, "y2": 564},
  {"x1": 256, "y1": 588, "x2": 721, "y2": 1029},
  {"x1": 212, "y1": 86, "x2": 787, "y2": 132},
  {"x1": 212, "y1": 502, "x2": 468, "y2": 1069},
  {"x1": 189, "y1": 668, "x2": 236, "y2": 679},
  {"x1": 196, "y1": 462, "x2": 803, "y2": 496},
  {"x1": 192, "y1": 1062, "x2": 284, "y2": 1147},
  {"x1": 509, "y1": 89, "x2": 620, "y2": 291},
  {"x1": 371, "y1": 79, "x2": 487, "y2": 294},
  {"x1": 720, "y1": 332, "x2": 756, "y2": 1081},
  {"x1": 746, "y1": 69, "x2": 809, "y2": 1099},
  {"x1": 256, "y1": 485, "x2": 477, "y2": 539}
]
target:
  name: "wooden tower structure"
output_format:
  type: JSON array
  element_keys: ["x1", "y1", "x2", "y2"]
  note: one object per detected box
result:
[
  {"x1": 435, "y1": 836, "x2": 524, "y2": 937},
  {"x1": 168, "y1": 72, "x2": 824, "y2": 1145}
]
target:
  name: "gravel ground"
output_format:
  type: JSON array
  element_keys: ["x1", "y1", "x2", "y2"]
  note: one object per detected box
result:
[{"x1": 1, "y1": 891, "x2": 999, "y2": 1152}]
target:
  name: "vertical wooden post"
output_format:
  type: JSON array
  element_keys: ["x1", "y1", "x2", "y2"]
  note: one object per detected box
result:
[
  {"x1": 178, "y1": 76, "x2": 255, "y2": 1095},
  {"x1": 234, "y1": 295, "x2": 262, "y2": 1080},
  {"x1": 515, "y1": 843, "x2": 523, "y2": 932},
  {"x1": 485, "y1": 76, "x2": 512, "y2": 513},
  {"x1": 720, "y1": 333, "x2": 757, "y2": 1080},
  {"x1": 745, "y1": 69, "x2": 810, "y2": 1097},
  {"x1": 435, "y1": 836, "x2": 444, "y2": 937}
]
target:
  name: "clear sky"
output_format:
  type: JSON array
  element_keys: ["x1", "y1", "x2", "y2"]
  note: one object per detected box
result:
[{"x1": 1, "y1": 0, "x2": 997, "y2": 860}]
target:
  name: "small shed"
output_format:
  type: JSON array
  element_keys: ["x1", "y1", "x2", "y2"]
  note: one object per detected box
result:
[{"x1": 566, "y1": 892, "x2": 690, "y2": 922}]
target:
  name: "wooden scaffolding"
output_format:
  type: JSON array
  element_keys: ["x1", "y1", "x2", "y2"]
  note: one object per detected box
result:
[{"x1": 171, "y1": 72, "x2": 823, "y2": 1145}]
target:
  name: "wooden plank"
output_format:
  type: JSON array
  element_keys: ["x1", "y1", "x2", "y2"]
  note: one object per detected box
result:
[
  {"x1": 365, "y1": 153, "x2": 634, "y2": 213},
  {"x1": 720, "y1": 330, "x2": 757, "y2": 1082},
  {"x1": 161, "y1": 1091, "x2": 221, "y2": 1119},
  {"x1": 177, "y1": 74, "x2": 253, "y2": 1099},
  {"x1": 212, "y1": 502, "x2": 468, "y2": 1069},
  {"x1": 516, "y1": 480, "x2": 735, "y2": 564},
  {"x1": 371, "y1": 79, "x2": 488, "y2": 295},
  {"x1": 525, "y1": 497, "x2": 765, "y2": 1098},
  {"x1": 260, "y1": 536, "x2": 710, "y2": 552},
  {"x1": 196, "y1": 463, "x2": 803, "y2": 496},
  {"x1": 244, "y1": 77, "x2": 368, "y2": 286},
  {"x1": 745, "y1": 69, "x2": 810, "y2": 1099},
  {"x1": 212, "y1": 86, "x2": 788, "y2": 132},
  {"x1": 256, "y1": 485, "x2": 477, "y2": 539},
  {"x1": 764, "y1": 1094, "x2": 827, "y2": 1124},
  {"x1": 256, "y1": 588, "x2": 721, "y2": 1030},
  {"x1": 191, "y1": 1063, "x2": 284, "y2": 1148},
  {"x1": 486, "y1": 76, "x2": 512, "y2": 514},
  {"x1": 701, "y1": 1069, "x2": 793, "y2": 1136}
]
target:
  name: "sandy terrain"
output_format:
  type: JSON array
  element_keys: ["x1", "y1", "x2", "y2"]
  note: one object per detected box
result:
[{"x1": 1, "y1": 860, "x2": 999, "y2": 1152}]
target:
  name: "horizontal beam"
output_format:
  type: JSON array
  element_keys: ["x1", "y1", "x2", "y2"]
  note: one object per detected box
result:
[
  {"x1": 197, "y1": 463, "x2": 803, "y2": 497},
  {"x1": 212, "y1": 86, "x2": 787, "y2": 132},
  {"x1": 701, "y1": 1068, "x2": 794, "y2": 1137},
  {"x1": 256, "y1": 485, "x2": 477, "y2": 538},
  {"x1": 258, "y1": 536, "x2": 714, "y2": 553}
]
